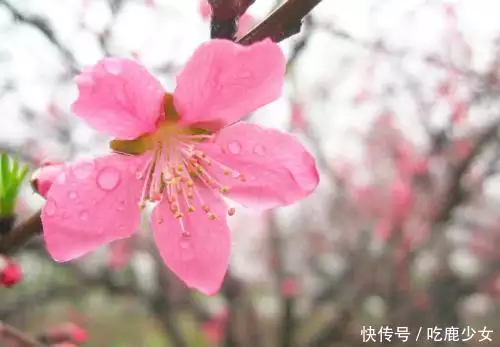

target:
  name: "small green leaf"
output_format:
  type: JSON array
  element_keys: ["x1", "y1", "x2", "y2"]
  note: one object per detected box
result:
[
  {"x1": 1, "y1": 153, "x2": 9, "y2": 190},
  {"x1": 0, "y1": 154, "x2": 29, "y2": 218}
]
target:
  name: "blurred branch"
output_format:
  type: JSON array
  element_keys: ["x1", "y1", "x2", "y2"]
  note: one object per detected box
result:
[
  {"x1": 221, "y1": 272, "x2": 242, "y2": 347},
  {"x1": 0, "y1": 0, "x2": 79, "y2": 73},
  {"x1": 238, "y1": 0, "x2": 323, "y2": 45},
  {"x1": 0, "y1": 210, "x2": 42, "y2": 254},
  {"x1": 0, "y1": 322, "x2": 46, "y2": 347},
  {"x1": 411, "y1": 121, "x2": 500, "y2": 261},
  {"x1": 314, "y1": 20, "x2": 497, "y2": 88}
]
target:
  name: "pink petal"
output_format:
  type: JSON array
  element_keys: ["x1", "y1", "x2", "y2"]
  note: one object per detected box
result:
[
  {"x1": 174, "y1": 39, "x2": 285, "y2": 129},
  {"x1": 198, "y1": 122, "x2": 319, "y2": 210},
  {"x1": 151, "y1": 185, "x2": 230, "y2": 295},
  {"x1": 72, "y1": 58, "x2": 164, "y2": 139},
  {"x1": 41, "y1": 154, "x2": 147, "y2": 262}
]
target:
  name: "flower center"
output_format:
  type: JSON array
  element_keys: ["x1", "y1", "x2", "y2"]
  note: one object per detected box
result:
[{"x1": 109, "y1": 93, "x2": 243, "y2": 226}]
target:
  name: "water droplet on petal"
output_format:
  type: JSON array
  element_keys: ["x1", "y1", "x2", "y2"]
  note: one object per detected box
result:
[
  {"x1": 96, "y1": 167, "x2": 121, "y2": 191},
  {"x1": 45, "y1": 199, "x2": 57, "y2": 216},
  {"x1": 253, "y1": 144, "x2": 266, "y2": 155},
  {"x1": 73, "y1": 161, "x2": 95, "y2": 180},
  {"x1": 228, "y1": 141, "x2": 241, "y2": 154},
  {"x1": 79, "y1": 210, "x2": 89, "y2": 221},
  {"x1": 68, "y1": 191, "x2": 78, "y2": 200},
  {"x1": 103, "y1": 59, "x2": 122, "y2": 75}
]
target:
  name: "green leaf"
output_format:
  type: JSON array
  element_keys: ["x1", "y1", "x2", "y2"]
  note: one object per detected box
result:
[
  {"x1": 0, "y1": 154, "x2": 29, "y2": 217},
  {"x1": 1, "y1": 153, "x2": 9, "y2": 190}
]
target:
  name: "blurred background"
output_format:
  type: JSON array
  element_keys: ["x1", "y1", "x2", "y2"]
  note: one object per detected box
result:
[{"x1": 2, "y1": 0, "x2": 500, "y2": 346}]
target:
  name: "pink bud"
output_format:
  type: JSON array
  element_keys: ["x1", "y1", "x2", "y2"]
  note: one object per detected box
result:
[
  {"x1": 1, "y1": 262, "x2": 22, "y2": 288},
  {"x1": 280, "y1": 278, "x2": 300, "y2": 298},
  {"x1": 31, "y1": 162, "x2": 65, "y2": 198}
]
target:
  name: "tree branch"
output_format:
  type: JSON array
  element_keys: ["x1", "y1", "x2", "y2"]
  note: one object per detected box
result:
[
  {"x1": 0, "y1": 210, "x2": 42, "y2": 254},
  {"x1": 238, "y1": 0, "x2": 323, "y2": 45}
]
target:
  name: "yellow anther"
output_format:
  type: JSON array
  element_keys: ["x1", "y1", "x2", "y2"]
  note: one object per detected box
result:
[
  {"x1": 228, "y1": 208, "x2": 236, "y2": 216},
  {"x1": 239, "y1": 174, "x2": 247, "y2": 182},
  {"x1": 207, "y1": 213, "x2": 216, "y2": 220},
  {"x1": 223, "y1": 169, "x2": 232, "y2": 176},
  {"x1": 188, "y1": 205, "x2": 195, "y2": 213},
  {"x1": 220, "y1": 186, "x2": 230, "y2": 194},
  {"x1": 174, "y1": 212, "x2": 184, "y2": 219},
  {"x1": 176, "y1": 164, "x2": 183, "y2": 172},
  {"x1": 187, "y1": 180, "x2": 194, "y2": 188},
  {"x1": 138, "y1": 202, "x2": 146, "y2": 209},
  {"x1": 187, "y1": 191, "x2": 194, "y2": 199},
  {"x1": 202, "y1": 205, "x2": 210, "y2": 213}
]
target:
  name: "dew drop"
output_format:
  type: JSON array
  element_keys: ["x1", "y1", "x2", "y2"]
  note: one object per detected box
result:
[
  {"x1": 79, "y1": 210, "x2": 89, "y2": 221},
  {"x1": 68, "y1": 191, "x2": 78, "y2": 200},
  {"x1": 73, "y1": 161, "x2": 95, "y2": 180},
  {"x1": 228, "y1": 141, "x2": 241, "y2": 154},
  {"x1": 45, "y1": 199, "x2": 57, "y2": 216},
  {"x1": 253, "y1": 144, "x2": 266, "y2": 156},
  {"x1": 96, "y1": 167, "x2": 121, "y2": 191},
  {"x1": 103, "y1": 59, "x2": 122, "y2": 75}
]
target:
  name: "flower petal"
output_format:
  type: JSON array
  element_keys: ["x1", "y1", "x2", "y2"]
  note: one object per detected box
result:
[
  {"x1": 198, "y1": 122, "x2": 319, "y2": 210},
  {"x1": 72, "y1": 58, "x2": 165, "y2": 139},
  {"x1": 41, "y1": 154, "x2": 147, "y2": 262},
  {"x1": 151, "y1": 185, "x2": 230, "y2": 295},
  {"x1": 174, "y1": 39, "x2": 285, "y2": 129}
]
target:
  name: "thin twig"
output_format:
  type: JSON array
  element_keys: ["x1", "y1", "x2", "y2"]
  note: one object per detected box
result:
[{"x1": 238, "y1": 0, "x2": 323, "y2": 45}]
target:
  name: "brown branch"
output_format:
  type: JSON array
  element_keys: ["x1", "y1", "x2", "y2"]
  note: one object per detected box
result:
[
  {"x1": 0, "y1": 210, "x2": 42, "y2": 254},
  {"x1": 209, "y1": 0, "x2": 255, "y2": 40},
  {"x1": 0, "y1": 322, "x2": 46, "y2": 347},
  {"x1": 237, "y1": 0, "x2": 323, "y2": 45}
]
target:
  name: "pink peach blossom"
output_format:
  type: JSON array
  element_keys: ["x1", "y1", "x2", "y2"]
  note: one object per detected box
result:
[{"x1": 40, "y1": 39, "x2": 319, "y2": 295}]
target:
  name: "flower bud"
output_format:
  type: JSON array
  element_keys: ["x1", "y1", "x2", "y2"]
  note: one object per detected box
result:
[{"x1": 31, "y1": 162, "x2": 65, "y2": 199}]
